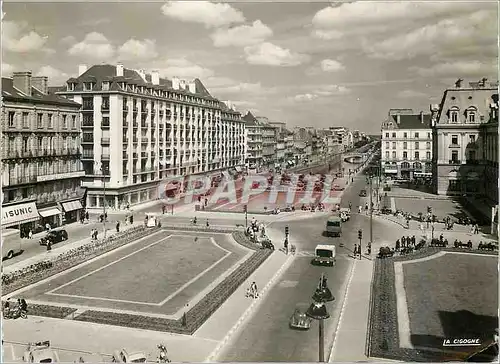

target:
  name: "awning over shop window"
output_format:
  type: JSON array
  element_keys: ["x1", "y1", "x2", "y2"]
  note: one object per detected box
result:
[
  {"x1": 2, "y1": 201, "x2": 40, "y2": 228},
  {"x1": 39, "y1": 207, "x2": 63, "y2": 217},
  {"x1": 61, "y1": 200, "x2": 83, "y2": 212},
  {"x1": 384, "y1": 169, "x2": 398, "y2": 174}
]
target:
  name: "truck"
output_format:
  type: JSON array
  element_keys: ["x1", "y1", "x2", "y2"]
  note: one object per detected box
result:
[
  {"x1": 312, "y1": 244, "x2": 336, "y2": 266},
  {"x1": 325, "y1": 216, "x2": 342, "y2": 237},
  {"x1": 112, "y1": 349, "x2": 147, "y2": 363}
]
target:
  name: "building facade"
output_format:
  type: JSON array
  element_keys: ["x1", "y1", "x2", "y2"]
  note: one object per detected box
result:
[
  {"x1": 56, "y1": 64, "x2": 245, "y2": 209},
  {"x1": 242, "y1": 111, "x2": 262, "y2": 170},
  {"x1": 380, "y1": 109, "x2": 432, "y2": 179},
  {"x1": 256, "y1": 116, "x2": 277, "y2": 167},
  {"x1": 2, "y1": 72, "x2": 85, "y2": 232},
  {"x1": 431, "y1": 79, "x2": 499, "y2": 200}
]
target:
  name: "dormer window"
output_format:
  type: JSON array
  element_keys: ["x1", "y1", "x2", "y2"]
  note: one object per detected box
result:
[
  {"x1": 102, "y1": 82, "x2": 110, "y2": 91},
  {"x1": 449, "y1": 107, "x2": 459, "y2": 123},
  {"x1": 67, "y1": 83, "x2": 75, "y2": 91},
  {"x1": 83, "y1": 82, "x2": 94, "y2": 91},
  {"x1": 466, "y1": 106, "x2": 477, "y2": 123}
]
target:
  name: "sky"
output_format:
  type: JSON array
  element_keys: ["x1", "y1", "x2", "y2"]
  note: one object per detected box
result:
[{"x1": 2, "y1": 0, "x2": 498, "y2": 134}]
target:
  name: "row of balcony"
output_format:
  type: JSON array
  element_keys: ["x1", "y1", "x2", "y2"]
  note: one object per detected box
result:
[{"x1": 3, "y1": 149, "x2": 81, "y2": 159}]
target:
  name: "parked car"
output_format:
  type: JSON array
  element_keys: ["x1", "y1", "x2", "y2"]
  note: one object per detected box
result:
[
  {"x1": 112, "y1": 349, "x2": 147, "y2": 363},
  {"x1": 23, "y1": 341, "x2": 59, "y2": 363},
  {"x1": 359, "y1": 189, "x2": 367, "y2": 197},
  {"x1": 289, "y1": 304, "x2": 312, "y2": 330},
  {"x1": 39, "y1": 229, "x2": 68, "y2": 246}
]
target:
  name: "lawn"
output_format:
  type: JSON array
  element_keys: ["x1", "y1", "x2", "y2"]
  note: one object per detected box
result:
[
  {"x1": 403, "y1": 252, "x2": 498, "y2": 352},
  {"x1": 394, "y1": 197, "x2": 460, "y2": 217},
  {"x1": 51, "y1": 235, "x2": 228, "y2": 303}
]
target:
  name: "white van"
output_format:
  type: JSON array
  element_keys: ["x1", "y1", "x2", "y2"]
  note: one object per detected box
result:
[{"x1": 312, "y1": 244, "x2": 336, "y2": 266}]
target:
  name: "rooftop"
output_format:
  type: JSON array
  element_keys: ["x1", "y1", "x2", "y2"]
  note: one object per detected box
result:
[{"x1": 382, "y1": 113, "x2": 432, "y2": 130}]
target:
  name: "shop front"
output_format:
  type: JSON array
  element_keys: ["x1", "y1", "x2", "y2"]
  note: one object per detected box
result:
[
  {"x1": 60, "y1": 199, "x2": 84, "y2": 224},
  {"x1": 38, "y1": 206, "x2": 63, "y2": 229},
  {"x1": 2, "y1": 201, "x2": 41, "y2": 237}
]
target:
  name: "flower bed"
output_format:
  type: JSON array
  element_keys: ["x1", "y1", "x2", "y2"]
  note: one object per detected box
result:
[
  {"x1": 232, "y1": 231, "x2": 260, "y2": 251},
  {"x1": 0, "y1": 302, "x2": 77, "y2": 319},
  {"x1": 73, "y1": 249, "x2": 272, "y2": 334},
  {"x1": 2, "y1": 226, "x2": 160, "y2": 295},
  {"x1": 368, "y1": 247, "x2": 497, "y2": 361}
]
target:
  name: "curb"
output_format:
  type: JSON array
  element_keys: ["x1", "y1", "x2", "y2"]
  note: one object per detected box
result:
[{"x1": 204, "y1": 252, "x2": 295, "y2": 362}]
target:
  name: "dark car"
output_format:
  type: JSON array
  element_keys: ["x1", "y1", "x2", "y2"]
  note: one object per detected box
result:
[
  {"x1": 40, "y1": 229, "x2": 68, "y2": 246},
  {"x1": 359, "y1": 189, "x2": 367, "y2": 197}
]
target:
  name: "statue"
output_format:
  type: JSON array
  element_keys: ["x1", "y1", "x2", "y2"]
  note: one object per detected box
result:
[{"x1": 455, "y1": 78, "x2": 463, "y2": 88}]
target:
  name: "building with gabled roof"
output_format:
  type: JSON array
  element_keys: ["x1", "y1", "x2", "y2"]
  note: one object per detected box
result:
[
  {"x1": 242, "y1": 111, "x2": 262, "y2": 170},
  {"x1": 55, "y1": 63, "x2": 245, "y2": 209},
  {"x1": 2, "y1": 71, "x2": 85, "y2": 231}
]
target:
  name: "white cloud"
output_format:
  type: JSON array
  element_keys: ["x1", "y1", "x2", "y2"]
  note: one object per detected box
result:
[
  {"x1": 210, "y1": 81, "x2": 271, "y2": 95},
  {"x1": 397, "y1": 90, "x2": 429, "y2": 99},
  {"x1": 68, "y1": 32, "x2": 115, "y2": 59},
  {"x1": 36, "y1": 66, "x2": 69, "y2": 84},
  {"x1": 294, "y1": 93, "x2": 318, "y2": 102},
  {"x1": 312, "y1": 29, "x2": 343, "y2": 40},
  {"x1": 244, "y1": 42, "x2": 309, "y2": 66},
  {"x1": 118, "y1": 39, "x2": 158, "y2": 60},
  {"x1": 364, "y1": 9, "x2": 497, "y2": 61},
  {"x1": 60, "y1": 35, "x2": 76, "y2": 44},
  {"x1": 2, "y1": 63, "x2": 15, "y2": 75},
  {"x1": 3, "y1": 20, "x2": 48, "y2": 52},
  {"x1": 411, "y1": 61, "x2": 497, "y2": 78},
  {"x1": 161, "y1": 1, "x2": 245, "y2": 28},
  {"x1": 320, "y1": 59, "x2": 345, "y2": 72},
  {"x1": 292, "y1": 84, "x2": 351, "y2": 102},
  {"x1": 211, "y1": 20, "x2": 273, "y2": 47},
  {"x1": 157, "y1": 58, "x2": 214, "y2": 79}
]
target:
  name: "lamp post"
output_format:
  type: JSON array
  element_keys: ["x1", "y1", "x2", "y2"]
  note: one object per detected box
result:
[
  {"x1": 102, "y1": 165, "x2": 107, "y2": 239},
  {"x1": 306, "y1": 274, "x2": 335, "y2": 362}
]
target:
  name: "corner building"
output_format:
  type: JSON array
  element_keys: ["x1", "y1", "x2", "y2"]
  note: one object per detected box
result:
[{"x1": 57, "y1": 64, "x2": 245, "y2": 209}]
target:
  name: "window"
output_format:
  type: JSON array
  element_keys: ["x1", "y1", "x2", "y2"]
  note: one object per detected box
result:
[
  {"x1": 403, "y1": 151, "x2": 408, "y2": 159},
  {"x1": 102, "y1": 82, "x2": 110, "y2": 91},
  {"x1": 8, "y1": 111, "x2": 15, "y2": 127},
  {"x1": 468, "y1": 111, "x2": 476, "y2": 123},
  {"x1": 415, "y1": 151, "x2": 420, "y2": 160},
  {"x1": 48, "y1": 114, "x2": 53, "y2": 128},
  {"x1": 72, "y1": 115, "x2": 77, "y2": 129},
  {"x1": 427, "y1": 132, "x2": 431, "y2": 139},
  {"x1": 415, "y1": 142, "x2": 420, "y2": 149},
  {"x1": 23, "y1": 137, "x2": 29, "y2": 152},
  {"x1": 426, "y1": 151, "x2": 431, "y2": 160},
  {"x1": 392, "y1": 142, "x2": 396, "y2": 149},
  {"x1": 37, "y1": 113, "x2": 43, "y2": 128},
  {"x1": 403, "y1": 132, "x2": 408, "y2": 138},
  {"x1": 415, "y1": 132, "x2": 419, "y2": 139},
  {"x1": 451, "y1": 135, "x2": 459, "y2": 145},
  {"x1": 426, "y1": 142, "x2": 431, "y2": 149},
  {"x1": 67, "y1": 83, "x2": 75, "y2": 91},
  {"x1": 469, "y1": 135, "x2": 476, "y2": 143},
  {"x1": 62, "y1": 115, "x2": 67, "y2": 129},
  {"x1": 450, "y1": 111, "x2": 458, "y2": 123},
  {"x1": 102, "y1": 96, "x2": 110, "y2": 109},
  {"x1": 83, "y1": 82, "x2": 94, "y2": 91},
  {"x1": 451, "y1": 150, "x2": 459, "y2": 162},
  {"x1": 385, "y1": 151, "x2": 389, "y2": 159},
  {"x1": 82, "y1": 97, "x2": 93, "y2": 109},
  {"x1": 22, "y1": 112, "x2": 29, "y2": 128},
  {"x1": 403, "y1": 142, "x2": 407, "y2": 149},
  {"x1": 448, "y1": 180, "x2": 460, "y2": 192},
  {"x1": 392, "y1": 132, "x2": 396, "y2": 138},
  {"x1": 385, "y1": 142, "x2": 389, "y2": 149}
]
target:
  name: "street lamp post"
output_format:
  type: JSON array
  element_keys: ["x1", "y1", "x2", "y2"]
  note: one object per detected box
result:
[
  {"x1": 306, "y1": 274, "x2": 335, "y2": 362},
  {"x1": 369, "y1": 174, "x2": 373, "y2": 249},
  {"x1": 102, "y1": 166, "x2": 107, "y2": 239}
]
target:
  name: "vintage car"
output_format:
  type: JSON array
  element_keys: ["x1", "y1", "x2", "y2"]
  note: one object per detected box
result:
[
  {"x1": 39, "y1": 229, "x2": 68, "y2": 246},
  {"x1": 23, "y1": 341, "x2": 59, "y2": 363},
  {"x1": 339, "y1": 208, "x2": 351, "y2": 222},
  {"x1": 112, "y1": 348, "x2": 147, "y2": 363},
  {"x1": 359, "y1": 189, "x2": 367, "y2": 197},
  {"x1": 289, "y1": 304, "x2": 313, "y2": 330}
]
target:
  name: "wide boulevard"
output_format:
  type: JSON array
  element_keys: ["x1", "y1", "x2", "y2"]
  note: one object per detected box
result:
[{"x1": 218, "y1": 167, "x2": 375, "y2": 362}]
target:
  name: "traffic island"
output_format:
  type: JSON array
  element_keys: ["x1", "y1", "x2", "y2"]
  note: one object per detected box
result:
[{"x1": 368, "y1": 248, "x2": 498, "y2": 362}]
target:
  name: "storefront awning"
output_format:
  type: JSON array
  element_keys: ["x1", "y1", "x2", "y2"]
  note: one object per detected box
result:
[
  {"x1": 384, "y1": 170, "x2": 398, "y2": 174},
  {"x1": 2, "y1": 201, "x2": 40, "y2": 228},
  {"x1": 39, "y1": 207, "x2": 63, "y2": 217},
  {"x1": 414, "y1": 172, "x2": 432, "y2": 177},
  {"x1": 61, "y1": 200, "x2": 83, "y2": 212}
]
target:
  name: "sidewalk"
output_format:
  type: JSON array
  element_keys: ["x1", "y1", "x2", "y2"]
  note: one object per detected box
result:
[
  {"x1": 329, "y1": 258, "x2": 373, "y2": 362},
  {"x1": 2, "y1": 220, "x2": 143, "y2": 275}
]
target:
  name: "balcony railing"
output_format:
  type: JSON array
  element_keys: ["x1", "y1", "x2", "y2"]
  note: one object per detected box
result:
[
  {"x1": 449, "y1": 144, "x2": 460, "y2": 148},
  {"x1": 81, "y1": 153, "x2": 94, "y2": 159},
  {"x1": 102, "y1": 119, "x2": 110, "y2": 127},
  {"x1": 82, "y1": 120, "x2": 94, "y2": 127},
  {"x1": 101, "y1": 137, "x2": 110, "y2": 144},
  {"x1": 141, "y1": 108, "x2": 148, "y2": 114},
  {"x1": 9, "y1": 175, "x2": 38, "y2": 185},
  {"x1": 132, "y1": 122, "x2": 139, "y2": 128},
  {"x1": 123, "y1": 137, "x2": 129, "y2": 144},
  {"x1": 123, "y1": 151, "x2": 128, "y2": 159},
  {"x1": 133, "y1": 153, "x2": 138, "y2": 159},
  {"x1": 141, "y1": 152, "x2": 147, "y2": 158},
  {"x1": 101, "y1": 154, "x2": 110, "y2": 160},
  {"x1": 101, "y1": 104, "x2": 110, "y2": 112},
  {"x1": 82, "y1": 137, "x2": 94, "y2": 143},
  {"x1": 141, "y1": 138, "x2": 149, "y2": 143},
  {"x1": 123, "y1": 106, "x2": 129, "y2": 113},
  {"x1": 141, "y1": 122, "x2": 148, "y2": 128},
  {"x1": 132, "y1": 137, "x2": 138, "y2": 143},
  {"x1": 449, "y1": 159, "x2": 461, "y2": 164}
]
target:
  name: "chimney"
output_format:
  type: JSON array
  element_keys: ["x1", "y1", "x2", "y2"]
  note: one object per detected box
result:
[
  {"x1": 151, "y1": 70, "x2": 160, "y2": 85},
  {"x1": 420, "y1": 111, "x2": 424, "y2": 124},
  {"x1": 116, "y1": 63, "x2": 124, "y2": 77},
  {"x1": 188, "y1": 80, "x2": 196, "y2": 93},
  {"x1": 396, "y1": 114, "x2": 400, "y2": 124},
  {"x1": 179, "y1": 79, "x2": 186, "y2": 90},
  {"x1": 78, "y1": 64, "x2": 87, "y2": 76},
  {"x1": 32, "y1": 76, "x2": 49, "y2": 94},
  {"x1": 172, "y1": 76, "x2": 180, "y2": 90},
  {"x1": 13, "y1": 71, "x2": 32, "y2": 96},
  {"x1": 138, "y1": 69, "x2": 146, "y2": 82}
]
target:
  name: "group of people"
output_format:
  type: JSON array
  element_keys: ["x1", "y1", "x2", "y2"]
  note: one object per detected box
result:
[
  {"x1": 395, "y1": 235, "x2": 417, "y2": 251},
  {"x1": 352, "y1": 244, "x2": 362, "y2": 259},
  {"x1": 90, "y1": 229, "x2": 99, "y2": 241},
  {"x1": 3, "y1": 297, "x2": 28, "y2": 319},
  {"x1": 79, "y1": 210, "x2": 90, "y2": 224}
]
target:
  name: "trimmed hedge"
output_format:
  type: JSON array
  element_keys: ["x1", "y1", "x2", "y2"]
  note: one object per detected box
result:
[
  {"x1": 73, "y1": 249, "x2": 272, "y2": 334},
  {"x1": 232, "y1": 231, "x2": 260, "y2": 251},
  {"x1": 2, "y1": 226, "x2": 160, "y2": 295},
  {"x1": 0, "y1": 302, "x2": 77, "y2": 319},
  {"x1": 368, "y1": 247, "x2": 498, "y2": 361}
]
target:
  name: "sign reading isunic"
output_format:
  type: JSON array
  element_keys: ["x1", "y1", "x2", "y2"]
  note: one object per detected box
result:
[{"x1": 2, "y1": 201, "x2": 39, "y2": 227}]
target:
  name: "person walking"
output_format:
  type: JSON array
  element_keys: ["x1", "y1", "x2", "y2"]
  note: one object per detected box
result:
[
  {"x1": 116, "y1": 221, "x2": 120, "y2": 233},
  {"x1": 353, "y1": 244, "x2": 358, "y2": 259},
  {"x1": 28, "y1": 229, "x2": 33, "y2": 239},
  {"x1": 85, "y1": 211, "x2": 89, "y2": 222}
]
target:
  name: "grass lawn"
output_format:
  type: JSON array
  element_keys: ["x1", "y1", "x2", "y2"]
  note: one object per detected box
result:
[
  {"x1": 52, "y1": 235, "x2": 227, "y2": 303},
  {"x1": 403, "y1": 252, "x2": 498, "y2": 351}
]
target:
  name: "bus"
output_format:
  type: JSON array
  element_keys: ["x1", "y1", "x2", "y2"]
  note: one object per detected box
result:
[{"x1": 325, "y1": 216, "x2": 342, "y2": 237}]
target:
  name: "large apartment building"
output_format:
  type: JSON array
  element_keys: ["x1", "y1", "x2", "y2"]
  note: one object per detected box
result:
[
  {"x1": 56, "y1": 63, "x2": 245, "y2": 209},
  {"x1": 242, "y1": 111, "x2": 262, "y2": 170},
  {"x1": 257, "y1": 117, "x2": 277, "y2": 167},
  {"x1": 431, "y1": 78, "x2": 498, "y2": 201},
  {"x1": 2, "y1": 72, "x2": 85, "y2": 232},
  {"x1": 380, "y1": 109, "x2": 432, "y2": 180}
]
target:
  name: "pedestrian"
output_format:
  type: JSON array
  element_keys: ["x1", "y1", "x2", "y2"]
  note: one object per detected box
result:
[
  {"x1": 353, "y1": 244, "x2": 358, "y2": 259},
  {"x1": 116, "y1": 221, "x2": 120, "y2": 233},
  {"x1": 358, "y1": 206, "x2": 362, "y2": 214},
  {"x1": 206, "y1": 219, "x2": 210, "y2": 227},
  {"x1": 474, "y1": 223, "x2": 479, "y2": 234},
  {"x1": 130, "y1": 215, "x2": 134, "y2": 224},
  {"x1": 104, "y1": 212, "x2": 108, "y2": 221},
  {"x1": 412, "y1": 235, "x2": 416, "y2": 246},
  {"x1": 46, "y1": 240, "x2": 52, "y2": 252},
  {"x1": 85, "y1": 211, "x2": 89, "y2": 221},
  {"x1": 284, "y1": 237, "x2": 289, "y2": 255},
  {"x1": 162, "y1": 205, "x2": 166, "y2": 214},
  {"x1": 90, "y1": 229, "x2": 95, "y2": 240},
  {"x1": 396, "y1": 239, "x2": 400, "y2": 251},
  {"x1": 28, "y1": 229, "x2": 33, "y2": 239}
]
